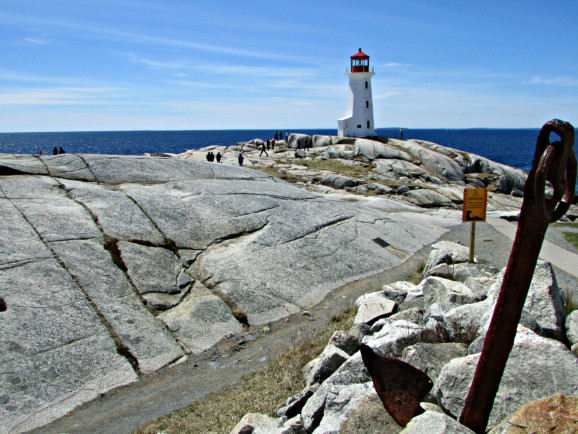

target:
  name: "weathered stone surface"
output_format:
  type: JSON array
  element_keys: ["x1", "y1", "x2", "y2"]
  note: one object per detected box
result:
[
  {"x1": 276, "y1": 385, "x2": 318, "y2": 419},
  {"x1": 312, "y1": 135, "x2": 332, "y2": 148},
  {"x1": 402, "y1": 342, "x2": 468, "y2": 383},
  {"x1": 328, "y1": 331, "x2": 360, "y2": 356},
  {"x1": 65, "y1": 180, "x2": 166, "y2": 244},
  {"x1": 50, "y1": 238, "x2": 185, "y2": 373},
  {"x1": 399, "y1": 140, "x2": 466, "y2": 183},
  {"x1": 434, "y1": 326, "x2": 578, "y2": 430},
  {"x1": 425, "y1": 302, "x2": 458, "y2": 323},
  {"x1": 400, "y1": 411, "x2": 475, "y2": 433},
  {"x1": 301, "y1": 381, "x2": 375, "y2": 433},
  {"x1": 287, "y1": 133, "x2": 312, "y2": 149},
  {"x1": 424, "y1": 241, "x2": 470, "y2": 275},
  {"x1": 372, "y1": 159, "x2": 423, "y2": 179},
  {"x1": 159, "y1": 283, "x2": 242, "y2": 354},
  {"x1": 354, "y1": 138, "x2": 412, "y2": 161},
  {"x1": 386, "y1": 307, "x2": 426, "y2": 326},
  {"x1": 421, "y1": 277, "x2": 477, "y2": 308},
  {"x1": 567, "y1": 310, "x2": 578, "y2": 346},
  {"x1": 482, "y1": 262, "x2": 567, "y2": 342},
  {"x1": 322, "y1": 173, "x2": 359, "y2": 188},
  {"x1": 118, "y1": 241, "x2": 192, "y2": 310},
  {"x1": 304, "y1": 344, "x2": 350, "y2": 386},
  {"x1": 405, "y1": 189, "x2": 457, "y2": 208},
  {"x1": 363, "y1": 320, "x2": 425, "y2": 358},
  {"x1": 339, "y1": 393, "x2": 404, "y2": 433},
  {"x1": 441, "y1": 299, "x2": 490, "y2": 343},
  {"x1": 489, "y1": 393, "x2": 578, "y2": 434},
  {"x1": 0, "y1": 256, "x2": 137, "y2": 433},
  {"x1": 229, "y1": 412, "x2": 284, "y2": 434},
  {"x1": 354, "y1": 297, "x2": 398, "y2": 325},
  {"x1": 354, "y1": 290, "x2": 389, "y2": 307}
]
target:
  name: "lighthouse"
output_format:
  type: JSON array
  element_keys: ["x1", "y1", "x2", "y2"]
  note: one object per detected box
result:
[{"x1": 337, "y1": 48, "x2": 376, "y2": 137}]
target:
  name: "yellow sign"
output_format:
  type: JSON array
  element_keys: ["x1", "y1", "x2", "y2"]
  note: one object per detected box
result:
[{"x1": 463, "y1": 188, "x2": 487, "y2": 222}]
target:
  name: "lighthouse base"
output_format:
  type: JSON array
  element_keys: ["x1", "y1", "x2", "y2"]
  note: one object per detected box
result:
[{"x1": 337, "y1": 116, "x2": 375, "y2": 137}]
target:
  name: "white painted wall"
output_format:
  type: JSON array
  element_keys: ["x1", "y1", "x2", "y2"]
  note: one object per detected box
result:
[{"x1": 338, "y1": 71, "x2": 375, "y2": 137}]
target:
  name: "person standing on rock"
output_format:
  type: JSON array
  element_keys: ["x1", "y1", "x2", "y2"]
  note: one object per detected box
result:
[
  {"x1": 238, "y1": 153, "x2": 244, "y2": 166},
  {"x1": 260, "y1": 142, "x2": 269, "y2": 157},
  {"x1": 274, "y1": 131, "x2": 278, "y2": 140},
  {"x1": 216, "y1": 152, "x2": 222, "y2": 163},
  {"x1": 400, "y1": 128, "x2": 404, "y2": 140}
]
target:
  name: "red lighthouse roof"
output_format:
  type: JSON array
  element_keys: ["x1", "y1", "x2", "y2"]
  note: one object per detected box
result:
[
  {"x1": 351, "y1": 48, "x2": 369, "y2": 59},
  {"x1": 349, "y1": 48, "x2": 370, "y2": 72}
]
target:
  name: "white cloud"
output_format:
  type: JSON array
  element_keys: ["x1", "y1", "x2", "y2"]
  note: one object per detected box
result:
[
  {"x1": 528, "y1": 75, "x2": 578, "y2": 87},
  {"x1": 0, "y1": 87, "x2": 125, "y2": 105}
]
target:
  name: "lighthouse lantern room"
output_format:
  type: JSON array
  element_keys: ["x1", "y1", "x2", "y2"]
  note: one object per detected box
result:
[{"x1": 337, "y1": 48, "x2": 376, "y2": 137}]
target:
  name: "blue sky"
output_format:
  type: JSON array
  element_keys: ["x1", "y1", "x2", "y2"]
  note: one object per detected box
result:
[{"x1": 1, "y1": 0, "x2": 577, "y2": 132}]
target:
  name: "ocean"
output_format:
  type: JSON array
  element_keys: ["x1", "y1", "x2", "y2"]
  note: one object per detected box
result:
[{"x1": 0, "y1": 127, "x2": 569, "y2": 174}]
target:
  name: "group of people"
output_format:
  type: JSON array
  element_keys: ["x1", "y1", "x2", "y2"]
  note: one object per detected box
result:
[
  {"x1": 259, "y1": 139, "x2": 276, "y2": 157},
  {"x1": 274, "y1": 130, "x2": 289, "y2": 141},
  {"x1": 206, "y1": 151, "x2": 222, "y2": 163}
]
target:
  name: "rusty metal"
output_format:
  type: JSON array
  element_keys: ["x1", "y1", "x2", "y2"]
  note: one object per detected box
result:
[
  {"x1": 459, "y1": 119, "x2": 576, "y2": 433},
  {"x1": 360, "y1": 343, "x2": 433, "y2": 426}
]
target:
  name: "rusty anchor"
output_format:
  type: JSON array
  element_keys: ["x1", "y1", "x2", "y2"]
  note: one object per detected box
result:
[
  {"x1": 459, "y1": 119, "x2": 576, "y2": 433},
  {"x1": 360, "y1": 344, "x2": 433, "y2": 426}
]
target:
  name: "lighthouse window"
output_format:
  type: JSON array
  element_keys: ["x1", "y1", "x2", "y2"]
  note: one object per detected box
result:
[
  {"x1": 365, "y1": 81, "x2": 368, "y2": 89},
  {"x1": 357, "y1": 125, "x2": 362, "y2": 129},
  {"x1": 366, "y1": 101, "x2": 369, "y2": 108},
  {"x1": 367, "y1": 121, "x2": 371, "y2": 128}
]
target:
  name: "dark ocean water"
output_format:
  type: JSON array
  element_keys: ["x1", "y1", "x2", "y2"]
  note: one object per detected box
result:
[{"x1": 0, "y1": 127, "x2": 569, "y2": 173}]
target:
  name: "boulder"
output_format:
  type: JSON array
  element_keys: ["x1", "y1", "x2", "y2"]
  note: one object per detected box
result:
[
  {"x1": 303, "y1": 344, "x2": 350, "y2": 386},
  {"x1": 401, "y1": 140, "x2": 466, "y2": 183},
  {"x1": 380, "y1": 282, "x2": 411, "y2": 304},
  {"x1": 301, "y1": 381, "x2": 375, "y2": 433},
  {"x1": 354, "y1": 138, "x2": 413, "y2": 161},
  {"x1": 402, "y1": 342, "x2": 468, "y2": 402},
  {"x1": 441, "y1": 299, "x2": 490, "y2": 343},
  {"x1": 328, "y1": 331, "x2": 360, "y2": 356},
  {"x1": 321, "y1": 173, "x2": 360, "y2": 188},
  {"x1": 312, "y1": 135, "x2": 332, "y2": 147},
  {"x1": 400, "y1": 411, "x2": 475, "y2": 433},
  {"x1": 354, "y1": 290, "x2": 390, "y2": 307},
  {"x1": 567, "y1": 310, "x2": 578, "y2": 346},
  {"x1": 434, "y1": 325, "x2": 578, "y2": 430},
  {"x1": 363, "y1": 320, "x2": 425, "y2": 358},
  {"x1": 276, "y1": 385, "x2": 318, "y2": 419},
  {"x1": 424, "y1": 241, "x2": 471, "y2": 275},
  {"x1": 339, "y1": 393, "x2": 404, "y2": 433},
  {"x1": 482, "y1": 262, "x2": 567, "y2": 342},
  {"x1": 287, "y1": 134, "x2": 312, "y2": 149},
  {"x1": 425, "y1": 302, "x2": 458, "y2": 323},
  {"x1": 489, "y1": 393, "x2": 578, "y2": 433},
  {"x1": 420, "y1": 277, "x2": 477, "y2": 308},
  {"x1": 229, "y1": 413, "x2": 286, "y2": 434},
  {"x1": 354, "y1": 297, "x2": 398, "y2": 325}
]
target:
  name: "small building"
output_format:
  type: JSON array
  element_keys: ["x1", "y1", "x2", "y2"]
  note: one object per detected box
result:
[{"x1": 337, "y1": 48, "x2": 376, "y2": 137}]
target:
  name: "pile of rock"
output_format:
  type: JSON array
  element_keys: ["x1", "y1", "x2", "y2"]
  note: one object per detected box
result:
[
  {"x1": 192, "y1": 134, "x2": 529, "y2": 211},
  {"x1": 231, "y1": 241, "x2": 578, "y2": 433}
]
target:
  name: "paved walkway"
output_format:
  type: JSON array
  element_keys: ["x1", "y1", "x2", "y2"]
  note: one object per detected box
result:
[{"x1": 487, "y1": 217, "x2": 578, "y2": 279}]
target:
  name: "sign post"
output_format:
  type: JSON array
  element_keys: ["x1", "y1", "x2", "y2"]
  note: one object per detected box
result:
[{"x1": 462, "y1": 188, "x2": 488, "y2": 263}]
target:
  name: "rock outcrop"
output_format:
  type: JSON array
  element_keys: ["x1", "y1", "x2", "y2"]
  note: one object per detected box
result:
[{"x1": 0, "y1": 153, "x2": 445, "y2": 432}]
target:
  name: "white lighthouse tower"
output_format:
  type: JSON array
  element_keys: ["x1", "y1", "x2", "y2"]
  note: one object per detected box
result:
[{"x1": 337, "y1": 48, "x2": 376, "y2": 137}]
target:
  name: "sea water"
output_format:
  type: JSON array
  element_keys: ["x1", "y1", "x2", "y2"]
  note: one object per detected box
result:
[{"x1": 0, "y1": 127, "x2": 568, "y2": 174}]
